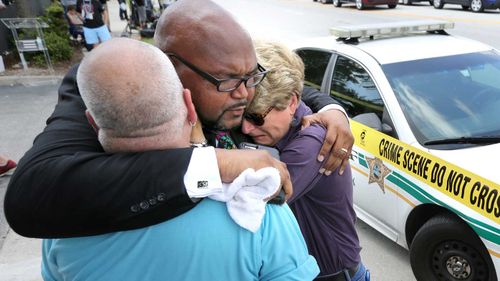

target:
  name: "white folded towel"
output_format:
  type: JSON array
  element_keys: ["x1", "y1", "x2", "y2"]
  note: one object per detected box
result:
[{"x1": 209, "y1": 167, "x2": 281, "y2": 233}]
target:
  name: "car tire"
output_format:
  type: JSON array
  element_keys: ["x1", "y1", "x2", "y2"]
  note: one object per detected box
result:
[
  {"x1": 356, "y1": 0, "x2": 365, "y2": 9},
  {"x1": 470, "y1": 0, "x2": 484, "y2": 12},
  {"x1": 333, "y1": 0, "x2": 342, "y2": 6},
  {"x1": 410, "y1": 213, "x2": 497, "y2": 281},
  {"x1": 433, "y1": 0, "x2": 444, "y2": 8},
  {"x1": 388, "y1": 4, "x2": 397, "y2": 7}
]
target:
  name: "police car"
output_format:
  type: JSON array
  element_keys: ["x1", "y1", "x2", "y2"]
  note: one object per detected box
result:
[{"x1": 293, "y1": 20, "x2": 500, "y2": 281}]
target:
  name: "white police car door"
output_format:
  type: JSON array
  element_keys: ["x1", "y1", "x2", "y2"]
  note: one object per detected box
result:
[
  {"x1": 328, "y1": 54, "x2": 400, "y2": 238},
  {"x1": 297, "y1": 48, "x2": 400, "y2": 236}
]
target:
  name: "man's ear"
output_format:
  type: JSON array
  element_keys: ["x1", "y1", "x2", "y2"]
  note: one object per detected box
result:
[
  {"x1": 85, "y1": 110, "x2": 99, "y2": 133},
  {"x1": 183, "y1": 88, "x2": 198, "y2": 124}
]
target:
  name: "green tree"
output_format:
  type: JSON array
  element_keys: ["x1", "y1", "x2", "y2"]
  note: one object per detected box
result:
[{"x1": 29, "y1": 1, "x2": 73, "y2": 65}]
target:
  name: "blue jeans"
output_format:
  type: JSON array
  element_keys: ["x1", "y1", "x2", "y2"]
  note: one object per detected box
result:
[{"x1": 349, "y1": 262, "x2": 370, "y2": 281}]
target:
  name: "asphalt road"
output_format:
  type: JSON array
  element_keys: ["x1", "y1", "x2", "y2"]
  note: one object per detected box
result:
[
  {"x1": 0, "y1": 81, "x2": 59, "y2": 250},
  {"x1": 213, "y1": 0, "x2": 500, "y2": 49}
]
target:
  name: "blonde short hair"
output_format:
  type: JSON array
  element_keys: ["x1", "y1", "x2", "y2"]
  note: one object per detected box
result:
[{"x1": 248, "y1": 41, "x2": 305, "y2": 114}]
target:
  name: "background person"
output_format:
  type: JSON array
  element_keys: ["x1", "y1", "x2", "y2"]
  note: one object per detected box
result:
[
  {"x1": 100, "y1": 0, "x2": 111, "y2": 30},
  {"x1": 42, "y1": 38, "x2": 320, "y2": 281},
  {"x1": 66, "y1": 5, "x2": 85, "y2": 40},
  {"x1": 5, "y1": 0, "x2": 350, "y2": 239},
  {"x1": 0, "y1": 0, "x2": 13, "y2": 10},
  {"x1": 135, "y1": 0, "x2": 146, "y2": 28},
  {"x1": 59, "y1": 0, "x2": 77, "y2": 13},
  {"x1": 76, "y1": 0, "x2": 111, "y2": 48},
  {"x1": 118, "y1": 0, "x2": 128, "y2": 20},
  {"x1": 242, "y1": 41, "x2": 368, "y2": 281}
]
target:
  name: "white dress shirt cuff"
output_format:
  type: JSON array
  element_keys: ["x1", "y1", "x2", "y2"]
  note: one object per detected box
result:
[
  {"x1": 318, "y1": 104, "x2": 349, "y2": 121},
  {"x1": 184, "y1": 147, "x2": 223, "y2": 198}
]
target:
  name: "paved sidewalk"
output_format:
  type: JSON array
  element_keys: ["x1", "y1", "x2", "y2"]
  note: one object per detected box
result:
[
  {"x1": 0, "y1": 1, "x2": 129, "y2": 280},
  {"x1": 0, "y1": 82, "x2": 61, "y2": 281}
]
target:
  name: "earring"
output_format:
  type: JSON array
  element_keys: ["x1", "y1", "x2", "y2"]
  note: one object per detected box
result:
[{"x1": 189, "y1": 120, "x2": 196, "y2": 127}]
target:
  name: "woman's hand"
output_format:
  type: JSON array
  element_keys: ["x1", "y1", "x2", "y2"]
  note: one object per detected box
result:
[{"x1": 301, "y1": 109, "x2": 354, "y2": 176}]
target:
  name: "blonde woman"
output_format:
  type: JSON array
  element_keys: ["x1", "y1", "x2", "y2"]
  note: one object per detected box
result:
[{"x1": 242, "y1": 41, "x2": 368, "y2": 281}]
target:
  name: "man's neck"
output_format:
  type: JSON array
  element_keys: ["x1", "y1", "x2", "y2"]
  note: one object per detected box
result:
[
  {"x1": 100, "y1": 123, "x2": 191, "y2": 152},
  {"x1": 103, "y1": 135, "x2": 190, "y2": 153}
]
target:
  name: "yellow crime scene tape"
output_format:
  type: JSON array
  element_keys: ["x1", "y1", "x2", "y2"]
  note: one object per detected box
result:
[{"x1": 351, "y1": 121, "x2": 500, "y2": 224}]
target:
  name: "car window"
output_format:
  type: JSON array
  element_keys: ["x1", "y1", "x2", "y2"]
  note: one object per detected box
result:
[
  {"x1": 383, "y1": 51, "x2": 500, "y2": 147},
  {"x1": 330, "y1": 56, "x2": 396, "y2": 137},
  {"x1": 330, "y1": 56, "x2": 385, "y2": 119},
  {"x1": 295, "y1": 49, "x2": 332, "y2": 90}
]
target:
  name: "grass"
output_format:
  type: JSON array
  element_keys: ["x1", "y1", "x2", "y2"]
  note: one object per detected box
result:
[{"x1": 141, "y1": 37, "x2": 155, "y2": 45}]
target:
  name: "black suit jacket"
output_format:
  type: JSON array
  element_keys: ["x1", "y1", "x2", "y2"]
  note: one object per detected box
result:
[
  {"x1": 301, "y1": 85, "x2": 340, "y2": 112},
  {"x1": 4, "y1": 66, "x2": 337, "y2": 238},
  {"x1": 4, "y1": 65, "x2": 196, "y2": 238}
]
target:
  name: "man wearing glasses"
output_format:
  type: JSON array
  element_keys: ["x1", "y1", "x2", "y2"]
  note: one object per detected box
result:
[
  {"x1": 5, "y1": 0, "x2": 353, "y2": 243},
  {"x1": 165, "y1": 52, "x2": 270, "y2": 150}
]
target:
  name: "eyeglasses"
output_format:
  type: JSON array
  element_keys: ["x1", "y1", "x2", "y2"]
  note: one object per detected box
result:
[
  {"x1": 243, "y1": 105, "x2": 275, "y2": 126},
  {"x1": 166, "y1": 52, "x2": 268, "y2": 92}
]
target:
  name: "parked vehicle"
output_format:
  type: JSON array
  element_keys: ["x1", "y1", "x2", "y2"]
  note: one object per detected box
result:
[
  {"x1": 313, "y1": 0, "x2": 398, "y2": 9},
  {"x1": 400, "y1": 0, "x2": 433, "y2": 5},
  {"x1": 293, "y1": 20, "x2": 500, "y2": 281},
  {"x1": 313, "y1": 0, "x2": 334, "y2": 3},
  {"x1": 433, "y1": 0, "x2": 500, "y2": 12}
]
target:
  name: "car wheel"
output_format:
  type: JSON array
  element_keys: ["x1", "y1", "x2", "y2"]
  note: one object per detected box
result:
[
  {"x1": 388, "y1": 4, "x2": 397, "y2": 7},
  {"x1": 356, "y1": 0, "x2": 365, "y2": 9},
  {"x1": 433, "y1": 0, "x2": 444, "y2": 8},
  {"x1": 470, "y1": 0, "x2": 484, "y2": 11},
  {"x1": 462, "y1": 4, "x2": 470, "y2": 9},
  {"x1": 410, "y1": 214, "x2": 497, "y2": 281},
  {"x1": 333, "y1": 0, "x2": 342, "y2": 6}
]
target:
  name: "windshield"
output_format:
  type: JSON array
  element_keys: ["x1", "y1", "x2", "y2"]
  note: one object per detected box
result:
[{"x1": 383, "y1": 50, "x2": 500, "y2": 148}]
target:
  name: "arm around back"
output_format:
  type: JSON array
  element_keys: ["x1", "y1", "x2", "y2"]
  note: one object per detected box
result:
[
  {"x1": 300, "y1": 86, "x2": 353, "y2": 175},
  {"x1": 4, "y1": 64, "x2": 196, "y2": 238},
  {"x1": 301, "y1": 86, "x2": 339, "y2": 113}
]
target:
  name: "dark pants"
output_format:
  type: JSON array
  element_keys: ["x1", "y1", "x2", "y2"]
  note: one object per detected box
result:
[
  {"x1": 315, "y1": 263, "x2": 370, "y2": 281},
  {"x1": 119, "y1": 9, "x2": 128, "y2": 20}
]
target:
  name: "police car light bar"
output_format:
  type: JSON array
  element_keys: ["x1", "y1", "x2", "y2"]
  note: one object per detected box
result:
[{"x1": 330, "y1": 20, "x2": 454, "y2": 40}]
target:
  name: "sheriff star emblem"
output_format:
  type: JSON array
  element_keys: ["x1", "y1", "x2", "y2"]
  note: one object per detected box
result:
[{"x1": 366, "y1": 157, "x2": 391, "y2": 193}]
